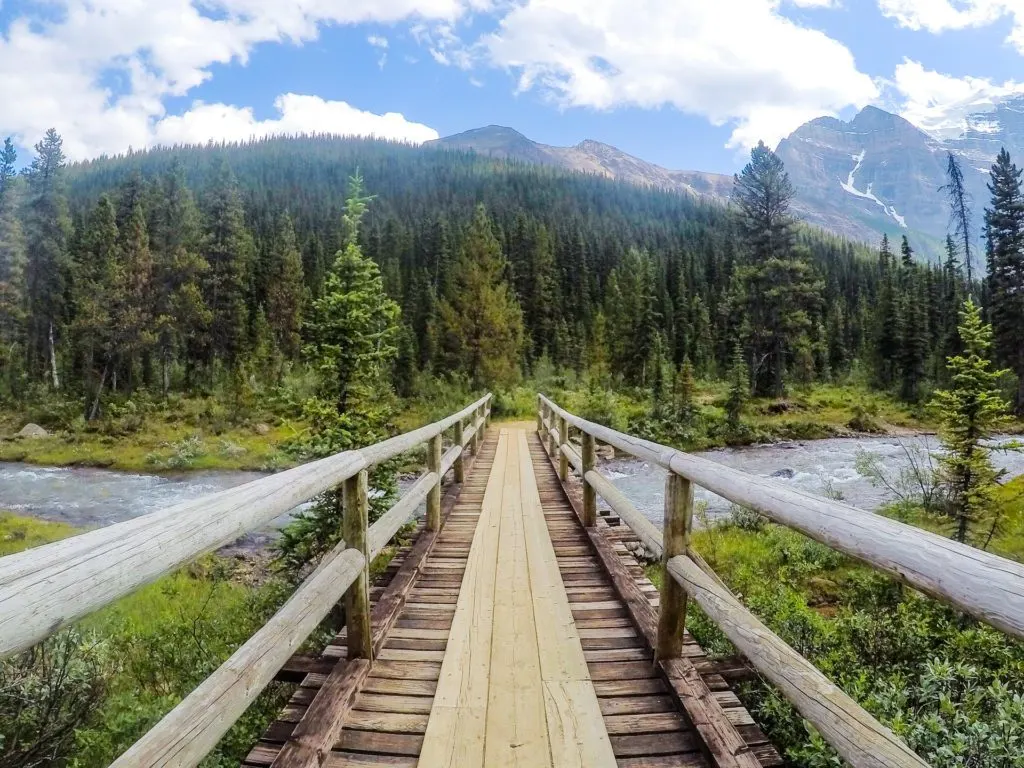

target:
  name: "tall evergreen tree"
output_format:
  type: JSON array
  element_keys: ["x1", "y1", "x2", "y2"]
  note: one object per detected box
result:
[
  {"x1": 0, "y1": 137, "x2": 26, "y2": 377},
  {"x1": 983, "y1": 147, "x2": 1024, "y2": 412},
  {"x1": 265, "y1": 212, "x2": 305, "y2": 362},
  {"x1": 152, "y1": 158, "x2": 209, "y2": 391},
  {"x1": 931, "y1": 299, "x2": 1013, "y2": 545},
  {"x1": 24, "y1": 129, "x2": 70, "y2": 388},
  {"x1": 305, "y1": 176, "x2": 400, "y2": 414},
  {"x1": 725, "y1": 342, "x2": 749, "y2": 431},
  {"x1": 900, "y1": 235, "x2": 914, "y2": 268},
  {"x1": 942, "y1": 151, "x2": 974, "y2": 282},
  {"x1": 436, "y1": 204, "x2": 524, "y2": 388},
  {"x1": 202, "y1": 161, "x2": 253, "y2": 368},
  {"x1": 732, "y1": 142, "x2": 823, "y2": 397},
  {"x1": 873, "y1": 235, "x2": 901, "y2": 388}
]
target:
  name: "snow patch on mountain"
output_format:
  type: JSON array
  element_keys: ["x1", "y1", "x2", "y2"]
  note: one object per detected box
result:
[{"x1": 838, "y1": 150, "x2": 908, "y2": 229}]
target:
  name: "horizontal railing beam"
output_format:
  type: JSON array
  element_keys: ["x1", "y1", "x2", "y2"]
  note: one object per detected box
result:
[
  {"x1": 0, "y1": 394, "x2": 491, "y2": 657},
  {"x1": 540, "y1": 393, "x2": 1024, "y2": 641},
  {"x1": 668, "y1": 555, "x2": 927, "y2": 768},
  {"x1": 111, "y1": 546, "x2": 366, "y2": 768}
]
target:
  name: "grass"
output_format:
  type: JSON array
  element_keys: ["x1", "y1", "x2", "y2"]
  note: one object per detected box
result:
[{"x1": 0, "y1": 510, "x2": 79, "y2": 555}]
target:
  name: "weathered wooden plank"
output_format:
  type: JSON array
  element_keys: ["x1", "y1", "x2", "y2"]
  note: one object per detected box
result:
[
  {"x1": 540, "y1": 393, "x2": 1024, "y2": 641},
  {"x1": 0, "y1": 394, "x2": 491, "y2": 657},
  {"x1": 485, "y1": 433, "x2": 550, "y2": 766},
  {"x1": 110, "y1": 547, "x2": 366, "y2": 767},
  {"x1": 418, "y1": 431, "x2": 508, "y2": 765},
  {"x1": 668, "y1": 555, "x2": 927, "y2": 768}
]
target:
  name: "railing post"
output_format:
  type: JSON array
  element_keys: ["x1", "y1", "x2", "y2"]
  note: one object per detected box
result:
[
  {"x1": 536, "y1": 396, "x2": 543, "y2": 433},
  {"x1": 471, "y1": 407, "x2": 481, "y2": 454},
  {"x1": 453, "y1": 418, "x2": 465, "y2": 484},
  {"x1": 548, "y1": 410, "x2": 557, "y2": 457},
  {"x1": 656, "y1": 473, "x2": 692, "y2": 659},
  {"x1": 427, "y1": 433, "x2": 442, "y2": 531},
  {"x1": 582, "y1": 431, "x2": 596, "y2": 527},
  {"x1": 558, "y1": 415, "x2": 569, "y2": 481},
  {"x1": 344, "y1": 470, "x2": 372, "y2": 660}
]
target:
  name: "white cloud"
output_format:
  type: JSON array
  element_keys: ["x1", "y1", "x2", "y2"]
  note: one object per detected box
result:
[
  {"x1": 153, "y1": 94, "x2": 440, "y2": 145},
  {"x1": 878, "y1": 0, "x2": 1024, "y2": 51},
  {"x1": 480, "y1": 0, "x2": 878, "y2": 149},
  {"x1": 0, "y1": 0, "x2": 464, "y2": 158},
  {"x1": 889, "y1": 58, "x2": 1024, "y2": 138},
  {"x1": 368, "y1": 35, "x2": 390, "y2": 48}
]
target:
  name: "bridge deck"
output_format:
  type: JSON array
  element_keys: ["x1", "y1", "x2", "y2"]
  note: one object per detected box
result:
[{"x1": 245, "y1": 426, "x2": 781, "y2": 767}]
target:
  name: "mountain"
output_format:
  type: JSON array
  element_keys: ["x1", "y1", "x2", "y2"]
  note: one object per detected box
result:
[{"x1": 428, "y1": 126, "x2": 734, "y2": 201}]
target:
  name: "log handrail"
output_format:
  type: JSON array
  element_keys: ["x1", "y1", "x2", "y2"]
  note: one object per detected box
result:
[
  {"x1": 106, "y1": 395, "x2": 491, "y2": 766},
  {"x1": 539, "y1": 393, "x2": 1024, "y2": 641},
  {"x1": 536, "y1": 393, "x2": 1024, "y2": 768},
  {"x1": 0, "y1": 393, "x2": 491, "y2": 657}
]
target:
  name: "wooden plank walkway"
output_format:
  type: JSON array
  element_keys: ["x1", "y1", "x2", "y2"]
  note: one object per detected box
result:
[{"x1": 246, "y1": 425, "x2": 781, "y2": 768}]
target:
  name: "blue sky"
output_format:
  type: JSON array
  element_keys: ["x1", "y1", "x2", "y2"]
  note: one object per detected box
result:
[{"x1": 3, "y1": 1, "x2": 1024, "y2": 172}]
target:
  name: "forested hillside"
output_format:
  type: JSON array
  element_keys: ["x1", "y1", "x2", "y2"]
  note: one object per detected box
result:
[{"x1": 0, "y1": 131, "x2": 975, "y2": 411}]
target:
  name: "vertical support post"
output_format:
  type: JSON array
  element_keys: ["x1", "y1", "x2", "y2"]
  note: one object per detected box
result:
[
  {"x1": 453, "y1": 418, "x2": 465, "y2": 484},
  {"x1": 656, "y1": 473, "x2": 692, "y2": 660},
  {"x1": 485, "y1": 401, "x2": 491, "y2": 428},
  {"x1": 536, "y1": 396, "x2": 543, "y2": 434},
  {"x1": 344, "y1": 470, "x2": 372, "y2": 660},
  {"x1": 471, "y1": 406, "x2": 481, "y2": 454},
  {"x1": 558, "y1": 415, "x2": 569, "y2": 481},
  {"x1": 547, "y1": 410, "x2": 557, "y2": 457},
  {"x1": 427, "y1": 433, "x2": 442, "y2": 531},
  {"x1": 582, "y1": 431, "x2": 596, "y2": 527}
]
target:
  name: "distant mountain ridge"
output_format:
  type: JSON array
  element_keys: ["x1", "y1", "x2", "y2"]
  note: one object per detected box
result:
[
  {"x1": 427, "y1": 126, "x2": 733, "y2": 202},
  {"x1": 433, "y1": 102, "x2": 1024, "y2": 264}
]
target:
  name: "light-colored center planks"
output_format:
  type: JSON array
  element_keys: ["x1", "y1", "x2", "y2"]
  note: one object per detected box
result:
[{"x1": 419, "y1": 428, "x2": 616, "y2": 768}]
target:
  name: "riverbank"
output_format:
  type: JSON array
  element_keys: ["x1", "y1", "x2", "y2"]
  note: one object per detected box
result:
[{"x1": 647, "y1": 475, "x2": 1024, "y2": 766}]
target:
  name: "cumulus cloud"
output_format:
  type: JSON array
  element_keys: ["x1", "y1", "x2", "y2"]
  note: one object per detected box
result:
[
  {"x1": 153, "y1": 94, "x2": 440, "y2": 145},
  {"x1": 878, "y1": 0, "x2": 1024, "y2": 51},
  {"x1": 480, "y1": 0, "x2": 877, "y2": 150},
  {"x1": 0, "y1": 0, "x2": 463, "y2": 158},
  {"x1": 888, "y1": 58, "x2": 1024, "y2": 138}
]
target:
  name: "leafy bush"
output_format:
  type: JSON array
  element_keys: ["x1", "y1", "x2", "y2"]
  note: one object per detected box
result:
[{"x1": 0, "y1": 631, "x2": 105, "y2": 768}]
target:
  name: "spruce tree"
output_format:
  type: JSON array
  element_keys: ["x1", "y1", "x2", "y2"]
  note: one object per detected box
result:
[
  {"x1": 931, "y1": 299, "x2": 1013, "y2": 545},
  {"x1": 436, "y1": 204, "x2": 524, "y2": 388},
  {"x1": 942, "y1": 151, "x2": 974, "y2": 282},
  {"x1": 673, "y1": 356, "x2": 697, "y2": 426},
  {"x1": 0, "y1": 138, "x2": 26, "y2": 376},
  {"x1": 873, "y1": 235, "x2": 901, "y2": 388},
  {"x1": 152, "y1": 158, "x2": 209, "y2": 392},
  {"x1": 732, "y1": 142, "x2": 822, "y2": 396},
  {"x1": 983, "y1": 147, "x2": 1024, "y2": 412},
  {"x1": 111, "y1": 200, "x2": 154, "y2": 391},
  {"x1": 900, "y1": 235, "x2": 914, "y2": 268},
  {"x1": 24, "y1": 128, "x2": 70, "y2": 388},
  {"x1": 265, "y1": 212, "x2": 305, "y2": 362},
  {"x1": 726, "y1": 343, "x2": 749, "y2": 431},
  {"x1": 898, "y1": 273, "x2": 929, "y2": 402},
  {"x1": 202, "y1": 160, "x2": 253, "y2": 368}
]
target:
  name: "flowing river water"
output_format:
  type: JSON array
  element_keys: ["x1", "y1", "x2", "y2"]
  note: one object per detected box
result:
[{"x1": 2, "y1": 434, "x2": 1023, "y2": 547}]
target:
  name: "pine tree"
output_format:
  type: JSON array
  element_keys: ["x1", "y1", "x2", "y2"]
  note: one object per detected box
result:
[
  {"x1": 873, "y1": 235, "x2": 901, "y2": 388},
  {"x1": 306, "y1": 175, "x2": 400, "y2": 414},
  {"x1": 732, "y1": 142, "x2": 822, "y2": 396},
  {"x1": 898, "y1": 272, "x2": 929, "y2": 402},
  {"x1": 942, "y1": 151, "x2": 974, "y2": 282},
  {"x1": 24, "y1": 128, "x2": 70, "y2": 388},
  {"x1": 725, "y1": 343, "x2": 749, "y2": 431},
  {"x1": 436, "y1": 204, "x2": 524, "y2": 388},
  {"x1": 605, "y1": 248, "x2": 659, "y2": 386},
  {"x1": 202, "y1": 160, "x2": 253, "y2": 368},
  {"x1": 673, "y1": 356, "x2": 698, "y2": 426},
  {"x1": 152, "y1": 158, "x2": 209, "y2": 392},
  {"x1": 0, "y1": 138, "x2": 26, "y2": 376},
  {"x1": 931, "y1": 299, "x2": 1013, "y2": 546},
  {"x1": 111, "y1": 200, "x2": 154, "y2": 391},
  {"x1": 900, "y1": 235, "x2": 914, "y2": 268},
  {"x1": 983, "y1": 148, "x2": 1024, "y2": 412},
  {"x1": 74, "y1": 195, "x2": 118, "y2": 416},
  {"x1": 265, "y1": 212, "x2": 305, "y2": 362}
]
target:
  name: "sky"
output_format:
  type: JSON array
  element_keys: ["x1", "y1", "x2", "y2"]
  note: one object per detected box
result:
[{"x1": 4, "y1": 0, "x2": 1024, "y2": 173}]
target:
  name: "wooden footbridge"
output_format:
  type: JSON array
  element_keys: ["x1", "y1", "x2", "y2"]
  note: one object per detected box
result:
[{"x1": 3, "y1": 394, "x2": 1024, "y2": 767}]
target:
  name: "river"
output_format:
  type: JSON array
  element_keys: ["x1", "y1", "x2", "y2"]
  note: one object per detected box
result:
[{"x1": 2, "y1": 434, "x2": 1022, "y2": 545}]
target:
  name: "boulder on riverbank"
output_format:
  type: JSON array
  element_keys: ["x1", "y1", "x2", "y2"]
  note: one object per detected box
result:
[{"x1": 17, "y1": 423, "x2": 48, "y2": 439}]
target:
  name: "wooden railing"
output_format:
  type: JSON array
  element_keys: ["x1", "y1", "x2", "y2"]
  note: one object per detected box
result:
[
  {"x1": 539, "y1": 394, "x2": 1024, "y2": 768},
  {"x1": 0, "y1": 394, "x2": 491, "y2": 767}
]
